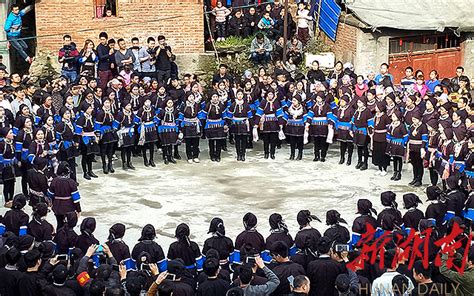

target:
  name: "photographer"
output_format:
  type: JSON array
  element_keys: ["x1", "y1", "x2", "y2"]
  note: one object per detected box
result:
[
  {"x1": 138, "y1": 37, "x2": 157, "y2": 80},
  {"x1": 147, "y1": 259, "x2": 195, "y2": 295},
  {"x1": 130, "y1": 37, "x2": 142, "y2": 73},
  {"x1": 155, "y1": 35, "x2": 172, "y2": 85},
  {"x1": 58, "y1": 35, "x2": 79, "y2": 83},
  {"x1": 238, "y1": 256, "x2": 280, "y2": 295}
]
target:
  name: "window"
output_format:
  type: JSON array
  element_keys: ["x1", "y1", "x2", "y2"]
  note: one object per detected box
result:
[
  {"x1": 94, "y1": 0, "x2": 117, "y2": 18},
  {"x1": 389, "y1": 34, "x2": 461, "y2": 55}
]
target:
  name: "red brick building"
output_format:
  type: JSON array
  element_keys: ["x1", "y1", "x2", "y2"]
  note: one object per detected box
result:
[{"x1": 35, "y1": 0, "x2": 204, "y2": 55}]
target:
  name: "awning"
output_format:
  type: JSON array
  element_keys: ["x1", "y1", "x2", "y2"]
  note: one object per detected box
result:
[{"x1": 345, "y1": 0, "x2": 474, "y2": 32}]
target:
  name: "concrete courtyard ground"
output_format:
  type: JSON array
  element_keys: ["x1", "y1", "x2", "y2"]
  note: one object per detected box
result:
[{"x1": 1, "y1": 141, "x2": 426, "y2": 253}]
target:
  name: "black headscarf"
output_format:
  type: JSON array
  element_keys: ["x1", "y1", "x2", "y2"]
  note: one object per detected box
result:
[
  {"x1": 108, "y1": 223, "x2": 126, "y2": 241},
  {"x1": 381, "y1": 191, "x2": 398, "y2": 209},
  {"x1": 12, "y1": 194, "x2": 27, "y2": 210},
  {"x1": 80, "y1": 217, "x2": 96, "y2": 236},
  {"x1": 426, "y1": 185, "x2": 443, "y2": 201},
  {"x1": 356, "y1": 199, "x2": 377, "y2": 216},
  {"x1": 297, "y1": 210, "x2": 321, "y2": 228},
  {"x1": 208, "y1": 218, "x2": 225, "y2": 237},
  {"x1": 326, "y1": 210, "x2": 347, "y2": 226},
  {"x1": 138, "y1": 224, "x2": 156, "y2": 241},
  {"x1": 403, "y1": 193, "x2": 423, "y2": 209},
  {"x1": 175, "y1": 223, "x2": 190, "y2": 245},
  {"x1": 269, "y1": 213, "x2": 289, "y2": 233},
  {"x1": 243, "y1": 212, "x2": 257, "y2": 230}
]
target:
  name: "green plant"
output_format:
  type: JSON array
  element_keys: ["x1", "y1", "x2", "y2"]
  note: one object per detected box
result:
[
  {"x1": 214, "y1": 35, "x2": 254, "y2": 50},
  {"x1": 303, "y1": 37, "x2": 331, "y2": 55}
]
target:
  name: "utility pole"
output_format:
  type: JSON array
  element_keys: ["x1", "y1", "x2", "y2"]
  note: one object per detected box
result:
[{"x1": 282, "y1": 0, "x2": 289, "y2": 63}]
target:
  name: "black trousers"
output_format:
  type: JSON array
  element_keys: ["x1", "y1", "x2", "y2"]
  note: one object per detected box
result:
[
  {"x1": 261, "y1": 133, "x2": 278, "y2": 154},
  {"x1": 340, "y1": 141, "x2": 354, "y2": 159},
  {"x1": 429, "y1": 167, "x2": 438, "y2": 186},
  {"x1": 100, "y1": 142, "x2": 115, "y2": 166},
  {"x1": 235, "y1": 134, "x2": 247, "y2": 156},
  {"x1": 142, "y1": 142, "x2": 155, "y2": 161},
  {"x1": 288, "y1": 135, "x2": 303, "y2": 152},
  {"x1": 81, "y1": 153, "x2": 94, "y2": 175},
  {"x1": 66, "y1": 158, "x2": 77, "y2": 182},
  {"x1": 20, "y1": 161, "x2": 29, "y2": 196},
  {"x1": 313, "y1": 136, "x2": 328, "y2": 158},
  {"x1": 162, "y1": 145, "x2": 173, "y2": 158},
  {"x1": 393, "y1": 156, "x2": 403, "y2": 172},
  {"x1": 185, "y1": 138, "x2": 200, "y2": 159},
  {"x1": 208, "y1": 139, "x2": 222, "y2": 159},
  {"x1": 409, "y1": 151, "x2": 424, "y2": 181},
  {"x1": 3, "y1": 179, "x2": 15, "y2": 202},
  {"x1": 55, "y1": 214, "x2": 66, "y2": 230},
  {"x1": 357, "y1": 144, "x2": 369, "y2": 164},
  {"x1": 121, "y1": 146, "x2": 133, "y2": 164}
]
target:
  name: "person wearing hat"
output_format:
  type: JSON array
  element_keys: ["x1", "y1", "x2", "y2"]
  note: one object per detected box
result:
[
  {"x1": 95, "y1": 97, "x2": 119, "y2": 174},
  {"x1": 401, "y1": 193, "x2": 424, "y2": 233},
  {"x1": 335, "y1": 95, "x2": 355, "y2": 165},
  {"x1": 105, "y1": 223, "x2": 130, "y2": 263},
  {"x1": 75, "y1": 103, "x2": 99, "y2": 180},
  {"x1": 168, "y1": 223, "x2": 203, "y2": 274},
  {"x1": 350, "y1": 199, "x2": 378, "y2": 248},
  {"x1": 265, "y1": 213, "x2": 295, "y2": 258},
  {"x1": 14, "y1": 115, "x2": 34, "y2": 195},
  {"x1": 2, "y1": 194, "x2": 29, "y2": 236},
  {"x1": 0, "y1": 127, "x2": 18, "y2": 206},
  {"x1": 424, "y1": 186, "x2": 447, "y2": 230},
  {"x1": 307, "y1": 91, "x2": 333, "y2": 162},
  {"x1": 48, "y1": 161, "x2": 81, "y2": 229},
  {"x1": 371, "y1": 101, "x2": 391, "y2": 176},
  {"x1": 293, "y1": 210, "x2": 321, "y2": 269},
  {"x1": 285, "y1": 95, "x2": 307, "y2": 160},
  {"x1": 435, "y1": 128, "x2": 455, "y2": 188},
  {"x1": 157, "y1": 98, "x2": 180, "y2": 165},
  {"x1": 235, "y1": 213, "x2": 265, "y2": 255},
  {"x1": 27, "y1": 202, "x2": 54, "y2": 242},
  {"x1": 226, "y1": 89, "x2": 252, "y2": 162},
  {"x1": 386, "y1": 109, "x2": 408, "y2": 181},
  {"x1": 376, "y1": 191, "x2": 402, "y2": 228},
  {"x1": 323, "y1": 210, "x2": 350, "y2": 245},
  {"x1": 78, "y1": 89, "x2": 99, "y2": 118},
  {"x1": 202, "y1": 218, "x2": 234, "y2": 271},
  {"x1": 407, "y1": 111, "x2": 428, "y2": 187},
  {"x1": 155, "y1": 258, "x2": 195, "y2": 294},
  {"x1": 179, "y1": 92, "x2": 202, "y2": 163},
  {"x1": 464, "y1": 136, "x2": 474, "y2": 191},
  {"x1": 131, "y1": 224, "x2": 167, "y2": 272},
  {"x1": 137, "y1": 96, "x2": 158, "y2": 167},
  {"x1": 352, "y1": 96, "x2": 374, "y2": 171},
  {"x1": 202, "y1": 91, "x2": 227, "y2": 162}
]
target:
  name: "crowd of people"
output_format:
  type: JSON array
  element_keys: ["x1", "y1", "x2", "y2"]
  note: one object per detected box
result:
[{"x1": 1, "y1": 187, "x2": 474, "y2": 295}]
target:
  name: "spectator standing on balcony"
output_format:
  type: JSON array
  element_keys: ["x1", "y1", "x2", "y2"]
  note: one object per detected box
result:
[
  {"x1": 244, "y1": 6, "x2": 259, "y2": 37},
  {"x1": 212, "y1": 1, "x2": 231, "y2": 42},
  {"x1": 295, "y1": 2, "x2": 312, "y2": 45},
  {"x1": 58, "y1": 35, "x2": 79, "y2": 83},
  {"x1": 97, "y1": 32, "x2": 115, "y2": 90},
  {"x1": 4, "y1": 4, "x2": 34, "y2": 64}
]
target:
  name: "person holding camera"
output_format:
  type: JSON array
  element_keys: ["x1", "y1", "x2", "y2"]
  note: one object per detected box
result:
[
  {"x1": 139, "y1": 37, "x2": 157, "y2": 80},
  {"x1": 58, "y1": 35, "x2": 80, "y2": 84},
  {"x1": 238, "y1": 256, "x2": 280, "y2": 295},
  {"x1": 78, "y1": 39, "x2": 99, "y2": 79}
]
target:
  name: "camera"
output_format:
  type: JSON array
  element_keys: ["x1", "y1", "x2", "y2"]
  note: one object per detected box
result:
[{"x1": 335, "y1": 244, "x2": 349, "y2": 252}]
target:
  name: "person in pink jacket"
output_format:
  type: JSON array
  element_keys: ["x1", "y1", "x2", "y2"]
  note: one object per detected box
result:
[{"x1": 413, "y1": 74, "x2": 429, "y2": 98}]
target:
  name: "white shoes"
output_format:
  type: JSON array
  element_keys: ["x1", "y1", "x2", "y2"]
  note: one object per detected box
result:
[
  {"x1": 380, "y1": 170, "x2": 388, "y2": 176},
  {"x1": 193, "y1": 158, "x2": 200, "y2": 163},
  {"x1": 375, "y1": 170, "x2": 381, "y2": 176},
  {"x1": 188, "y1": 159, "x2": 193, "y2": 164}
]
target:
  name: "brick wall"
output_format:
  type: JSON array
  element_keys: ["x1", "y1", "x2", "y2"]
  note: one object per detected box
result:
[
  {"x1": 35, "y1": 0, "x2": 204, "y2": 55},
  {"x1": 323, "y1": 22, "x2": 358, "y2": 64}
]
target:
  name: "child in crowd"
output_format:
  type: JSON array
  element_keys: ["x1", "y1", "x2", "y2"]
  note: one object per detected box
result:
[{"x1": 212, "y1": 1, "x2": 231, "y2": 42}]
